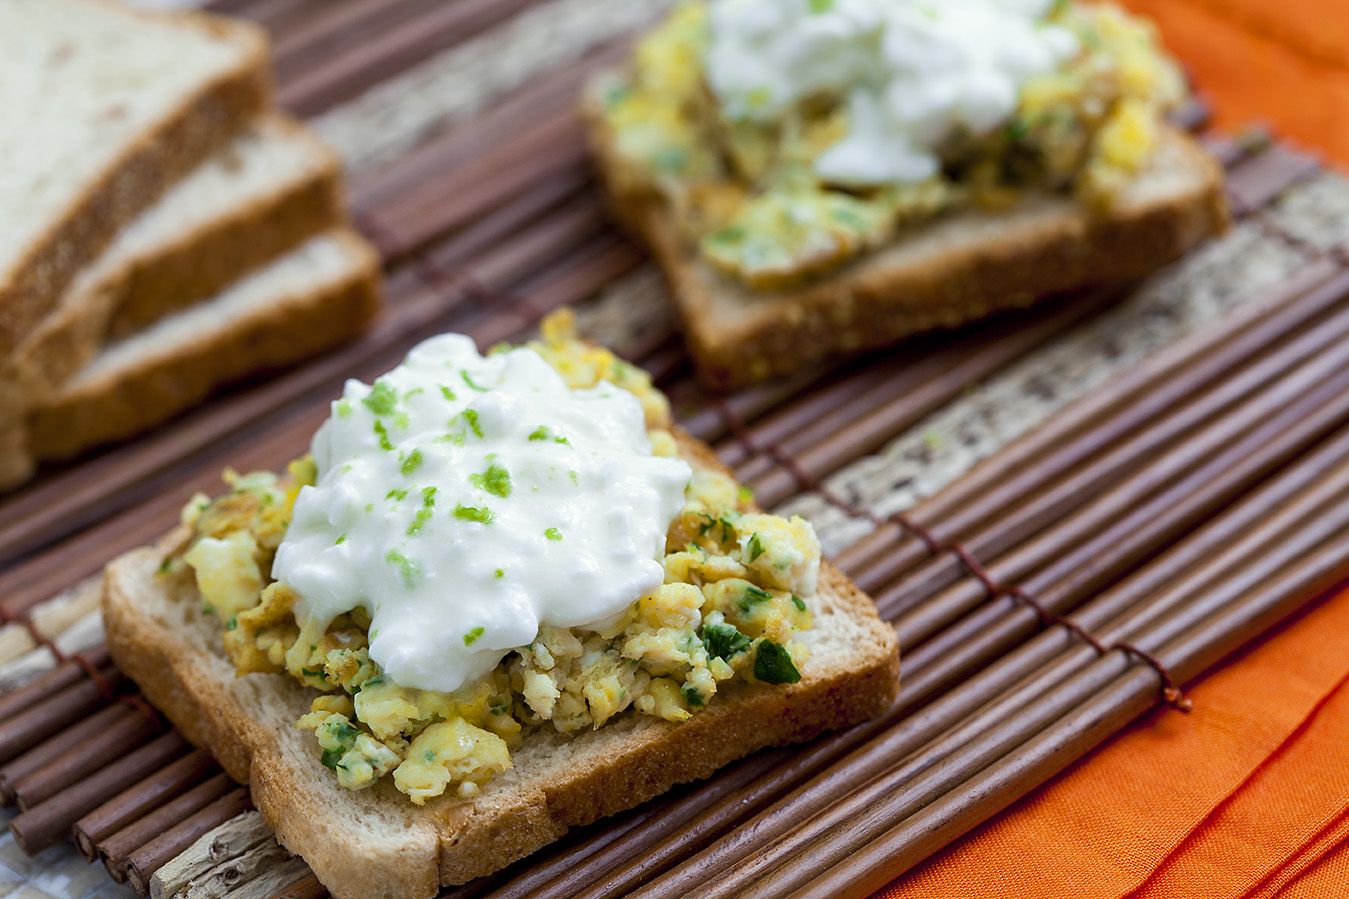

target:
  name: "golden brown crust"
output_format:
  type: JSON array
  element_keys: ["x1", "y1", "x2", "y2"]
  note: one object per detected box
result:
[
  {"x1": 27, "y1": 231, "x2": 381, "y2": 462},
  {"x1": 101, "y1": 433, "x2": 899, "y2": 898},
  {"x1": 0, "y1": 9, "x2": 271, "y2": 357},
  {"x1": 585, "y1": 88, "x2": 1229, "y2": 389}
]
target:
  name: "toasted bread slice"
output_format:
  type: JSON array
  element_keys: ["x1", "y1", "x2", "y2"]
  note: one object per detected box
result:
[
  {"x1": 23, "y1": 230, "x2": 380, "y2": 466},
  {"x1": 0, "y1": 115, "x2": 343, "y2": 420},
  {"x1": 0, "y1": 0, "x2": 270, "y2": 356},
  {"x1": 587, "y1": 91, "x2": 1229, "y2": 388},
  {"x1": 101, "y1": 433, "x2": 899, "y2": 898}
]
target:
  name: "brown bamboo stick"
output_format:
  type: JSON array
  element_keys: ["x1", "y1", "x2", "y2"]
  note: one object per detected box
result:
[
  {"x1": 657, "y1": 468, "x2": 1349, "y2": 899},
  {"x1": 9, "y1": 732, "x2": 187, "y2": 854},
  {"x1": 74, "y1": 749, "x2": 218, "y2": 861},
  {"x1": 849, "y1": 258, "x2": 1345, "y2": 595},
  {"x1": 270, "y1": 872, "x2": 329, "y2": 899},
  {"x1": 888, "y1": 354, "x2": 1349, "y2": 639},
  {"x1": 0, "y1": 644, "x2": 109, "y2": 722},
  {"x1": 596, "y1": 443, "x2": 1349, "y2": 899},
  {"x1": 786, "y1": 542, "x2": 1349, "y2": 898},
  {"x1": 0, "y1": 703, "x2": 132, "y2": 804},
  {"x1": 13, "y1": 705, "x2": 163, "y2": 810},
  {"x1": 881, "y1": 304, "x2": 1349, "y2": 617},
  {"x1": 0, "y1": 668, "x2": 125, "y2": 766},
  {"x1": 124, "y1": 788, "x2": 252, "y2": 896},
  {"x1": 99, "y1": 773, "x2": 237, "y2": 883}
]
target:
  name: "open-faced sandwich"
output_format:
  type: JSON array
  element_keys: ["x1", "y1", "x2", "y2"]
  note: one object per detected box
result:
[
  {"x1": 101, "y1": 312, "x2": 899, "y2": 898},
  {"x1": 586, "y1": 0, "x2": 1229, "y2": 387}
]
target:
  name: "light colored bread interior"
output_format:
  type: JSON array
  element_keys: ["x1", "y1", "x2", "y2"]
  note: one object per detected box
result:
[
  {"x1": 25, "y1": 230, "x2": 381, "y2": 463},
  {"x1": 101, "y1": 434, "x2": 899, "y2": 899},
  {"x1": 0, "y1": 115, "x2": 342, "y2": 419},
  {"x1": 0, "y1": 0, "x2": 268, "y2": 354}
]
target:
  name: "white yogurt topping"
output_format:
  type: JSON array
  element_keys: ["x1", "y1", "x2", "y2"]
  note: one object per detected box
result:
[
  {"x1": 273, "y1": 335, "x2": 692, "y2": 694},
  {"x1": 705, "y1": 0, "x2": 1078, "y2": 185}
]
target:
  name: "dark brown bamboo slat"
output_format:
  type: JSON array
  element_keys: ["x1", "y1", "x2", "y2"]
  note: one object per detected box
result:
[{"x1": 74, "y1": 750, "x2": 220, "y2": 861}]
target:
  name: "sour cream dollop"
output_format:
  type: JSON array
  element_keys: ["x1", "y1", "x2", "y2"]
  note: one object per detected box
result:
[
  {"x1": 705, "y1": 0, "x2": 1078, "y2": 185},
  {"x1": 273, "y1": 335, "x2": 693, "y2": 694}
]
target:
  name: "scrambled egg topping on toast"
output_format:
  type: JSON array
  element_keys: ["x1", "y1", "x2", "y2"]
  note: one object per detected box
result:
[
  {"x1": 599, "y1": 1, "x2": 1186, "y2": 290},
  {"x1": 171, "y1": 313, "x2": 820, "y2": 803}
]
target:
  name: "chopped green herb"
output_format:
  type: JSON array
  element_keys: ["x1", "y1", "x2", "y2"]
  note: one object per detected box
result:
[
  {"x1": 400, "y1": 449, "x2": 424, "y2": 476},
  {"x1": 701, "y1": 622, "x2": 752, "y2": 660},
  {"x1": 385, "y1": 550, "x2": 419, "y2": 587},
  {"x1": 463, "y1": 408, "x2": 483, "y2": 438},
  {"x1": 226, "y1": 615, "x2": 238, "y2": 631},
  {"x1": 335, "y1": 534, "x2": 347, "y2": 545},
  {"x1": 681, "y1": 683, "x2": 706, "y2": 708},
  {"x1": 386, "y1": 487, "x2": 408, "y2": 501},
  {"x1": 544, "y1": 527, "x2": 563, "y2": 542},
  {"x1": 335, "y1": 399, "x2": 353, "y2": 418},
  {"x1": 439, "y1": 384, "x2": 457, "y2": 402},
  {"x1": 364, "y1": 503, "x2": 374, "y2": 512},
  {"x1": 407, "y1": 508, "x2": 433, "y2": 536},
  {"x1": 393, "y1": 411, "x2": 410, "y2": 430},
  {"x1": 463, "y1": 626, "x2": 485, "y2": 647},
  {"x1": 201, "y1": 602, "x2": 216, "y2": 616},
  {"x1": 373, "y1": 420, "x2": 393, "y2": 451},
  {"x1": 404, "y1": 387, "x2": 424, "y2": 401},
  {"x1": 301, "y1": 667, "x2": 324, "y2": 679},
  {"x1": 808, "y1": 0, "x2": 834, "y2": 12},
  {"x1": 489, "y1": 702, "x2": 510, "y2": 716},
  {"x1": 738, "y1": 485, "x2": 754, "y2": 504},
  {"x1": 568, "y1": 469, "x2": 579, "y2": 486},
  {"x1": 461, "y1": 370, "x2": 488, "y2": 392},
  {"x1": 320, "y1": 748, "x2": 344, "y2": 770},
  {"x1": 157, "y1": 558, "x2": 174, "y2": 575},
  {"x1": 746, "y1": 533, "x2": 765, "y2": 563},
  {"x1": 494, "y1": 568, "x2": 505, "y2": 580},
  {"x1": 528, "y1": 426, "x2": 551, "y2": 441},
  {"x1": 737, "y1": 584, "x2": 774, "y2": 614},
  {"x1": 454, "y1": 504, "x2": 494, "y2": 524},
  {"x1": 362, "y1": 379, "x2": 399, "y2": 416},
  {"x1": 650, "y1": 146, "x2": 688, "y2": 174},
  {"x1": 754, "y1": 640, "x2": 801, "y2": 684},
  {"x1": 470, "y1": 463, "x2": 512, "y2": 498},
  {"x1": 424, "y1": 749, "x2": 437, "y2": 762},
  {"x1": 791, "y1": 594, "x2": 807, "y2": 612}
]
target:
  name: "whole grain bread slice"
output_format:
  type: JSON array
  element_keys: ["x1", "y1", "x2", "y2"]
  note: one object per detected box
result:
[
  {"x1": 587, "y1": 95, "x2": 1229, "y2": 388},
  {"x1": 0, "y1": 115, "x2": 343, "y2": 420},
  {"x1": 0, "y1": 0, "x2": 269, "y2": 356},
  {"x1": 23, "y1": 230, "x2": 380, "y2": 466},
  {"x1": 101, "y1": 433, "x2": 899, "y2": 899}
]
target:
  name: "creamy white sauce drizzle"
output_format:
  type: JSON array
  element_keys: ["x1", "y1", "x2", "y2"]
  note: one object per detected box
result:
[
  {"x1": 705, "y1": 0, "x2": 1078, "y2": 185},
  {"x1": 273, "y1": 335, "x2": 692, "y2": 694}
]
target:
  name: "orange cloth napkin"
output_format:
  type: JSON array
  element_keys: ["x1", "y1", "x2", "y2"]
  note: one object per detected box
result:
[{"x1": 877, "y1": 5, "x2": 1349, "y2": 894}]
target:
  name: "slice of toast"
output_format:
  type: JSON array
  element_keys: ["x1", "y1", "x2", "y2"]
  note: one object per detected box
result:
[
  {"x1": 0, "y1": 0, "x2": 269, "y2": 356},
  {"x1": 23, "y1": 230, "x2": 380, "y2": 466},
  {"x1": 587, "y1": 93, "x2": 1229, "y2": 388},
  {"x1": 101, "y1": 433, "x2": 899, "y2": 898},
  {"x1": 0, "y1": 115, "x2": 343, "y2": 419}
]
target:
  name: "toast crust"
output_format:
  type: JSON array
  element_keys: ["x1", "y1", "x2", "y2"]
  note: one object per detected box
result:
[
  {"x1": 0, "y1": 117, "x2": 343, "y2": 421},
  {"x1": 0, "y1": 8, "x2": 270, "y2": 357},
  {"x1": 586, "y1": 89, "x2": 1229, "y2": 389},
  {"x1": 101, "y1": 432, "x2": 899, "y2": 898}
]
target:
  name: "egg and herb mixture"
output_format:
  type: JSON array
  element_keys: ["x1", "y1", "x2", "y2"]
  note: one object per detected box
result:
[
  {"x1": 172, "y1": 312, "x2": 820, "y2": 804},
  {"x1": 599, "y1": 0, "x2": 1187, "y2": 290}
]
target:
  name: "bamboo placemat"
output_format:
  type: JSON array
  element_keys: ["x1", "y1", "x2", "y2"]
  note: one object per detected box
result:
[{"x1": 2, "y1": 1, "x2": 1348, "y2": 897}]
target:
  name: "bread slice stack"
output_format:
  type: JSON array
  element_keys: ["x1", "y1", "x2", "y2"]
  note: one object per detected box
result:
[{"x1": 0, "y1": 0, "x2": 382, "y2": 489}]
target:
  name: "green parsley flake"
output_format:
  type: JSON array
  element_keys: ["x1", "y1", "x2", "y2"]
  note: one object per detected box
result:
[
  {"x1": 386, "y1": 488, "x2": 408, "y2": 501},
  {"x1": 407, "y1": 508, "x2": 433, "y2": 536},
  {"x1": 738, "y1": 584, "x2": 774, "y2": 614},
  {"x1": 454, "y1": 504, "x2": 494, "y2": 524},
  {"x1": 335, "y1": 399, "x2": 353, "y2": 418},
  {"x1": 439, "y1": 384, "x2": 457, "y2": 402},
  {"x1": 461, "y1": 370, "x2": 488, "y2": 392},
  {"x1": 400, "y1": 449, "x2": 424, "y2": 476},
  {"x1": 494, "y1": 568, "x2": 505, "y2": 580},
  {"x1": 470, "y1": 463, "x2": 512, "y2": 498},
  {"x1": 373, "y1": 420, "x2": 393, "y2": 451},
  {"x1": 528, "y1": 426, "x2": 550, "y2": 441},
  {"x1": 754, "y1": 640, "x2": 801, "y2": 684},
  {"x1": 463, "y1": 626, "x2": 485, "y2": 647},
  {"x1": 385, "y1": 550, "x2": 419, "y2": 587},
  {"x1": 335, "y1": 534, "x2": 347, "y2": 545},
  {"x1": 226, "y1": 615, "x2": 238, "y2": 631},
  {"x1": 544, "y1": 527, "x2": 563, "y2": 542},
  {"x1": 746, "y1": 533, "x2": 765, "y2": 563},
  {"x1": 463, "y1": 408, "x2": 483, "y2": 438},
  {"x1": 700, "y1": 622, "x2": 752, "y2": 660},
  {"x1": 681, "y1": 683, "x2": 706, "y2": 708},
  {"x1": 362, "y1": 379, "x2": 399, "y2": 416},
  {"x1": 404, "y1": 387, "x2": 424, "y2": 400},
  {"x1": 791, "y1": 594, "x2": 807, "y2": 612}
]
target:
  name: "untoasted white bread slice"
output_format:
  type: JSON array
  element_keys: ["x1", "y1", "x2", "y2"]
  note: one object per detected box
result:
[
  {"x1": 101, "y1": 434, "x2": 900, "y2": 899},
  {"x1": 0, "y1": 115, "x2": 343, "y2": 419},
  {"x1": 588, "y1": 98, "x2": 1229, "y2": 388},
  {"x1": 0, "y1": 0, "x2": 269, "y2": 355},
  {"x1": 25, "y1": 230, "x2": 380, "y2": 464}
]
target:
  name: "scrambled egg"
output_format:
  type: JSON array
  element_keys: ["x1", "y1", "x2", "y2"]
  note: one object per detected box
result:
[
  {"x1": 175, "y1": 312, "x2": 819, "y2": 804},
  {"x1": 600, "y1": 1, "x2": 1186, "y2": 289}
]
